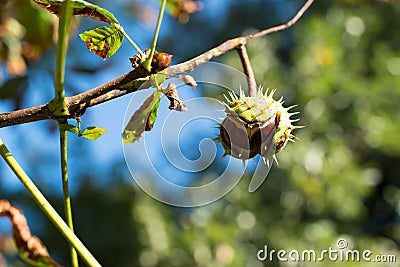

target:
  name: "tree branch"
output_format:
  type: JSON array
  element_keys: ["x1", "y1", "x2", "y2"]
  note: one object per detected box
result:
[{"x1": 0, "y1": 0, "x2": 314, "y2": 128}]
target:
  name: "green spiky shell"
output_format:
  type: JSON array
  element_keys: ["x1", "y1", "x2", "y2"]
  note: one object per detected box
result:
[{"x1": 218, "y1": 87, "x2": 300, "y2": 161}]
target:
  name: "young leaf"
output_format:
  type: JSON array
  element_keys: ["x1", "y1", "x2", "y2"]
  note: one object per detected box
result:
[
  {"x1": 122, "y1": 90, "x2": 163, "y2": 144},
  {"x1": 79, "y1": 26, "x2": 124, "y2": 59},
  {"x1": 80, "y1": 126, "x2": 108, "y2": 140},
  {"x1": 33, "y1": 0, "x2": 119, "y2": 24}
]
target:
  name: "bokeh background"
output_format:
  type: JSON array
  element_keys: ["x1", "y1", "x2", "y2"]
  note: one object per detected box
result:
[{"x1": 1, "y1": 0, "x2": 400, "y2": 266}]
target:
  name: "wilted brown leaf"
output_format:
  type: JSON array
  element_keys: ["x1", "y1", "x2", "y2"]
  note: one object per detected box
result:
[
  {"x1": 0, "y1": 200, "x2": 62, "y2": 267},
  {"x1": 164, "y1": 83, "x2": 187, "y2": 111}
]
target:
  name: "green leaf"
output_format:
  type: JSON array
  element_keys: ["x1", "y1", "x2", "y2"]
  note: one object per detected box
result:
[
  {"x1": 122, "y1": 90, "x2": 163, "y2": 144},
  {"x1": 80, "y1": 126, "x2": 108, "y2": 140},
  {"x1": 59, "y1": 123, "x2": 79, "y2": 135},
  {"x1": 33, "y1": 0, "x2": 119, "y2": 24},
  {"x1": 79, "y1": 26, "x2": 124, "y2": 59}
]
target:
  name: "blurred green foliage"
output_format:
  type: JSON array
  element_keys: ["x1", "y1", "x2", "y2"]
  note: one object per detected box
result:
[
  {"x1": 1, "y1": 0, "x2": 400, "y2": 266},
  {"x1": 0, "y1": 0, "x2": 56, "y2": 108}
]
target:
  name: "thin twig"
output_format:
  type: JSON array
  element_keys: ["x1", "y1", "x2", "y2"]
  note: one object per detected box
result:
[
  {"x1": 246, "y1": 0, "x2": 314, "y2": 41},
  {"x1": 0, "y1": 0, "x2": 314, "y2": 128},
  {"x1": 236, "y1": 45, "x2": 257, "y2": 97}
]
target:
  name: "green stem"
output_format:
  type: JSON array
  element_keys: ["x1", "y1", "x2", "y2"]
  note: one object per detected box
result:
[
  {"x1": 60, "y1": 123, "x2": 79, "y2": 267},
  {"x1": 53, "y1": 0, "x2": 73, "y2": 114},
  {"x1": 0, "y1": 138, "x2": 101, "y2": 267},
  {"x1": 54, "y1": 1, "x2": 79, "y2": 265},
  {"x1": 142, "y1": 0, "x2": 167, "y2": 72},
  {"x1": 113, "y1": 24, "x2": 142, "y2": 54}
]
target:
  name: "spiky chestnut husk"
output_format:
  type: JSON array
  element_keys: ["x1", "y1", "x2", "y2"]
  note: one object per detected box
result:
[{"x1": 218, "y1": 87, "x2": 300, "y2": 161}]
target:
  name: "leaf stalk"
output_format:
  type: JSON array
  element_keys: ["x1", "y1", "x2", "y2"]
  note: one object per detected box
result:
[
  {"x1": 114, "y1": 24, "x2": 143, "y2": 55},
  {"x1": 143, "y1": 0, "x2": 167, "y2": 71}
]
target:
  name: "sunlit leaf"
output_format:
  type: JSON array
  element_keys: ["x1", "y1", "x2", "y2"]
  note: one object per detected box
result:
[
  {"x1": 79, "y1": 26, "x2": 124, "y2": 59},
  {"x1": 33, "y1": 0, "x2": 119, "y2": 24},
  {"x1": 80, "y1": 126, "x2": 108, "y2": 140},
  {"x1": 122, "y1": 90, "x2": 162, "y2": 144}
]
